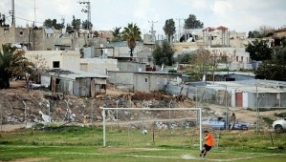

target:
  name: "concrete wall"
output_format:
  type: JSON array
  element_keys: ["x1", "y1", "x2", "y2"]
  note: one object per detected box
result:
[
  {"x1": 134, "y1": 72, "x2": 181, "y2": 92},
  {"x1": 25, "y1": 50, "x2": 80, "y2": 71},
  {"x1": 106, "y1": 42, "x2": 144, "y2": 58},
  {"x1": 80, "y1": 58, "x2": 118, "y2": 75},
  {"x1": 0, "y1": 26, "x2": 62, "y2": 50},
  {"x1": 117, "y1": 61, "x2": 146, "y2": 72},
  {"x1": 108, "y1": 71, "x2": 134, "y2": 85}
]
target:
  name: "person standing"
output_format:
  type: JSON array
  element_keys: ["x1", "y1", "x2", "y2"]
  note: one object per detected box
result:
[{"x1": 200, "y1": 130, "x2": 214, "y2": 158}]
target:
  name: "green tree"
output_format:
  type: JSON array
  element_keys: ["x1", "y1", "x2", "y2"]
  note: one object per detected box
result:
[
  {"x1": 248, "y1": 30, "x2": 261, "y2": 38},
  {"x1": 275, "y1": 47, "x2": 286, "y2": 61},
  {"x1": 177, "y1": 53, "x2": 193, "y2": 64},
  {"x1": 71, "y1": 15, "x2": 81, "y2": 30},
  {"x1": 255, "y1": 60, "x2": 286, "y2": 81},
  {"x1": 122, "y1": 23, "x2": 142, "y2": 59},
  {"x1": 0, "y1": 44, "x2": 34, "y2": 89},
  {"x1": 152, "y1": 41, "x2": 175, "y2": 66},
  {"x1": 43, "y1": 19, "x2": 53, "y2": 28},
  {"x1": 111, "y1": 27, "x2": 122, "y2": 42},
  {"x1": 245, "y1": 39, "x2": 273, "y2": 61},
  {"x1": 82, "y1": 20, "x2": 93, "y2": 30},
  {"x1": 184, "y1": 14, "x2": 204, "y2": 29},
  {"x1": 43, "y1": 18, "x2": 64, "y2": 30},
  {"x1": 163, "y1": 19, "x2": 176, "y2": 42},
  {"x1": 66, "y1": 24, "x2": 72, "y2": 31}
]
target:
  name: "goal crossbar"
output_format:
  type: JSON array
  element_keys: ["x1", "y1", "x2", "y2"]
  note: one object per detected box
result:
[{"x1": 100, "y1": 107, "x2": 203, "y2": 150}]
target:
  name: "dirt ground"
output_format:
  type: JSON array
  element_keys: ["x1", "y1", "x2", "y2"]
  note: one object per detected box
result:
[{"x1": 0, "y1": 80, "x2": 285, "y2": 132}]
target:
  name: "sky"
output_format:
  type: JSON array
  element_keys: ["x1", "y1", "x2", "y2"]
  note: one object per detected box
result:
[{"x1": 1, "y1": 0, "x2": 286, "y2": 36}]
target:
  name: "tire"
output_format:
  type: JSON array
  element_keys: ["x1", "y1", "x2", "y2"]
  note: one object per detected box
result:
[{"x1": 274, "y1": 125, "x2": 284, "y2": 133}]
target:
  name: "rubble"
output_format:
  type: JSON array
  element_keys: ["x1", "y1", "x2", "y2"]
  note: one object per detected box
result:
[{"x1": 0, "y1": 82, "x2": 195, "y2": 127}]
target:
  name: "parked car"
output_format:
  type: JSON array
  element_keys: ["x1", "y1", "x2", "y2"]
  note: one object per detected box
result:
[
  {"x1": 202, "y1": 117, "x2": 249, "y2": 130},
  {"x1": 272, "y1": 117, "x2": 286, "y2": 132}
]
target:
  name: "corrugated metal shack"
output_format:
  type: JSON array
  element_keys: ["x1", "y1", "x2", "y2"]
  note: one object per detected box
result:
[{"x1": 42, "y1": 69, "x2": 108, "y2": 97}]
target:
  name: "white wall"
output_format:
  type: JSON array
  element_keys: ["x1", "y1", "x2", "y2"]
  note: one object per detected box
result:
[
  {"x1": 80, "y1": 58, "x2": 118, "y2": 75},
  {"x1": 25, "y1": 50, "x2": 80, "y2": 71}
]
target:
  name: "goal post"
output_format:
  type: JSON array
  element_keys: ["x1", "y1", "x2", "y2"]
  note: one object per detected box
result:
[{"x1": 100, "y1": 107, "x2": 202, "y2": 150}]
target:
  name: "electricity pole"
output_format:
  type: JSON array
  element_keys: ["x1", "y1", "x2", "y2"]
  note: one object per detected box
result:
[
  {"x1": 176, "y1": 18, "x2": 184, "y2": 41},
  {"x1": 11, "y1": 0, "x2": 15, "y2": 26},
  {"x1": 148, "y1": 20, "x2": 158, "y2": 43},
  {"x1": 79, "y1": 0, "x2": 91, "y2": 33}
]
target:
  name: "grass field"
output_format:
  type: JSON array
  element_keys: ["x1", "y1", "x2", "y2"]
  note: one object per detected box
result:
[{"x1": 0, "y1": 125, "x2": 285, "y2": 162}]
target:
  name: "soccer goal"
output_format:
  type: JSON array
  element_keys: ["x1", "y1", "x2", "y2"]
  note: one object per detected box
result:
[{"x1": 100, "y1": 107, "x2": 203, "y2": 150}]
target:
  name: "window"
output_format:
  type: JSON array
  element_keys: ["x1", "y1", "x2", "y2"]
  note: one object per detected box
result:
[
  {"x1": 53, "y1": 61, "x2": 60, "y2": 68},
  {"x1": 145, "y1": 77, "x2": 148, "y2": 83},
  {"x1": 19, "y1": 31, "x2": 23, "y2": 36}
]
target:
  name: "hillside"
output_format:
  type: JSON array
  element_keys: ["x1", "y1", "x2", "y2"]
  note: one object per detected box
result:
[{"x1": 0, "y1": 80, "x2": 284, "y2": 131}]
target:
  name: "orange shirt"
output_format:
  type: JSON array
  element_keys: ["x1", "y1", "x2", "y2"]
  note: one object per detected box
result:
[{"x1": 205, "y1": 133, "x2": 214, "y2": 146}]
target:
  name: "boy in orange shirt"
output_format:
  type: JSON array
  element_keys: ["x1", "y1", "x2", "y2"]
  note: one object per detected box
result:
[{"x1": 200, "y1": 130, "x2": 214, "y2": 158}]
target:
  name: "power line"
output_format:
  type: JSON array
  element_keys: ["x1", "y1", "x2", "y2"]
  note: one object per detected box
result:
[{"x1": 1, "y1": 14, "x2": 44, "y2": 25}]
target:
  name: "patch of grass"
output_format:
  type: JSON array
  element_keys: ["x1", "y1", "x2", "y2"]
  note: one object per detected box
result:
[
  {"x1": 274, "y1": 112, "x2": 286, "y2": 118},
  {"x1": 262, "y1": 117, "x2": 274, "y2": 125},
  {"x1": 0, "y1": 125, "x2": 286, "y2": 162}
]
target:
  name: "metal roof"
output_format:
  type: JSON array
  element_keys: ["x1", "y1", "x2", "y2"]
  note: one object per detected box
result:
[{"x1": 210, "y1": 80, "x2": 286, "y2": 93}]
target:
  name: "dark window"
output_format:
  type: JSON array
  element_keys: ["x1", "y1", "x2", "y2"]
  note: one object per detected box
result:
[
  {"x1": 53, "y1": 61, "x2": 60, "y2": 68},
  {"x1": 145, "y1": 77, "x2": 148, "y2": 83}
]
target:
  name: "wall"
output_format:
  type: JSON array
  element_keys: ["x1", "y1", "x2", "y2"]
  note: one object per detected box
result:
[
  {"x1": 133, "y1": 72, "x2": 181, "y2": 92},
  {"x1": 117, "y1": 62, "x2": 146, "y2": 72},
  {"x1": 80, "y1": 58, "x2": 118, "y2": 75},
  {"x1": 0, "y1": 26, "x2": 62, "y2": 50},
  {"x1": 106, "y1": 42, "x2": 144, "y2": 58},
  {"x1": 173, "y1": 42, "x2": 207, "y2": 57},
  {"x1": 107, "y1": 71, "x2": 134, "y2": 85},
  {"x1": 25, "y1": 50, "x2": 80, "y2": 71},
  {"x1": 62, "y1": 51, "x2": 80, "y2": 71}
]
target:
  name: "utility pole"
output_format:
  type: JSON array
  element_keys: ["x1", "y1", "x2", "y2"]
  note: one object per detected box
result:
[
  {"x1": 79, "y1": 0, "x2": 91, "y2": 49},
  {"x1": 148, "y1": 20, "x2": 158, "y2": 43},
  {"x1": 11, "y1": 0, "x2": 15, "y2": 26},
  {"x1": 79, "y1": 0, "x2": 91, "y2": 33},
  {"x1": 32, "y1": 0, "x2": 37, "y2": 50},
  {"x1": 176, "y1": 18, "x2": 184, "y2": 41}
]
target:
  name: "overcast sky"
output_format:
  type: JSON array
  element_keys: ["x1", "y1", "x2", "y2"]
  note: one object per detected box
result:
[{"x1": 1, "y1": 0, "x2": 286, "y2": 36}]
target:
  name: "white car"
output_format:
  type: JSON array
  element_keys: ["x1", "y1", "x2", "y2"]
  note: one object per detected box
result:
[{"x1": 272, "y1": 117, "x2": 286, "y2": 132}]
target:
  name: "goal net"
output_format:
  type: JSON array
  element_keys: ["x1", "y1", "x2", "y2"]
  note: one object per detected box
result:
[{"x1": 101, "y1": 107, "x2": 202, "y2": 150}]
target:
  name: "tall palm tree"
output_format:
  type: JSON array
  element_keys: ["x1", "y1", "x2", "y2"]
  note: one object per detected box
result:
[
  {"x1": 122, "y1": 23, "x2": 142, "y2": 59},
  {"x1": 0, "y1": 44, "x2": 34, "y2": 89}
]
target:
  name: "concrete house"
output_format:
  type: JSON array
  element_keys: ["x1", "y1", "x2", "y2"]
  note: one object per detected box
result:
[
  {"x1": 108, "y1": 71, "x2": 182, "y2": 92},
  {"x1": 25, "y1": 50, "x2": 80, "y2": 72},
  {"x1": 80, "y1": 58, "x2": 118, "y2": 75},
  {"x1": 0, "y1": 25, "x2": 62, "y2": 50}
]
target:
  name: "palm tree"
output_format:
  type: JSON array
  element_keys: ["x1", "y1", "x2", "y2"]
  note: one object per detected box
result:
[
  {"x1": 0, "y1": 44, "x2": 34, "y2": 89},
  {"x1": 111, "y1": 27, "x2": 122, "y2": 42},
  {"x1": 122, "y1": 23, "x2": 142, "y2": 59}
]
